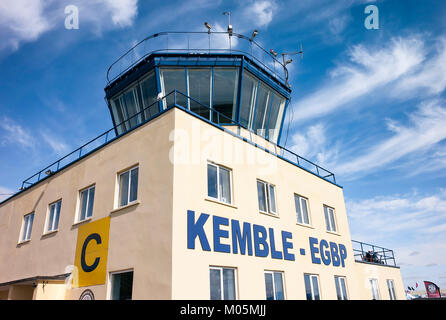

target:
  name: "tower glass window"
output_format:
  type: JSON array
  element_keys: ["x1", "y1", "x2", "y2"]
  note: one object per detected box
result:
[
  {"x1": 239, "y1": 72, "x2": 258, "y2": 128},
  {"x1": 139, "y1": 72, "x2": 159, "y2": 120},
  {"x1": 212, "y1": 68, "x2": 238, "y2": 124},
  {"x1": 209, "y1": 267, "x2": 236, "y2": 300},
  {"x1": 188, "y1": 68, "x2": 211, "y2": 120},
  {"x1": 160, "y1": 68, "x2": 187, "y2": 109}
]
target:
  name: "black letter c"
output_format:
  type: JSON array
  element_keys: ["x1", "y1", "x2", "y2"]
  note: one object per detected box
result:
[{"x1": 81, "y1": 233, "x2": 102, "y2": 272}]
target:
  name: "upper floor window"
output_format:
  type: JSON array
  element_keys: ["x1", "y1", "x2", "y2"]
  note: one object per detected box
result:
[
  {"x1": 209, "y1": 267, "x2": 236, "y2": 300},
  {"x1": 304, "y1": 274, "x2": 320, "y2": 300},
  {"x1": 78, "y1": 185, "x2": 95, "y2": 222},
  {"x1": 264, "y1": 271, "x2": 285, "y2": 300},
  {"x1": 324, "y1": 205, "x2": 337, "y2": 233},
  {"x1": 207, "y1": 163, "x2": 232, "y2": 205},
  {"x1": 335, "y1": 276, "x2": 348, "y2": 300},
  {"x1": 119, "y1": 166, "x2": 139, "y2": 207},
  {"x1": 257, "y1": 180, "x2": 276, "y2": 214},
  {"x1": 294, "y1": 194, "x2": 310, "y2": 225},
  {"x1": 387, "y1": 279, "x2": 396, "y2": 300},
  {"x1": 20, "y1": 212, "x2": 34, "y2": 242},
  {"x1": 370, "y1": 278, "x2": 380, "y2": 300},
  {"x1": 46, "y1": 200, "x2": 61, "y2": 233}
]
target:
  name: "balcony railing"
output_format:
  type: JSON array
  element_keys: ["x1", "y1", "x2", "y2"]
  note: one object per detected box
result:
[
  {"x1": 106, "y1": 31, "x2": 288, "y2": 85},
  {"x1": 17, "y1": 90, "x2": 337, "y2": 193},
  {"x1": 352, "y1": 240, "x2": 397, "y2": 267}
]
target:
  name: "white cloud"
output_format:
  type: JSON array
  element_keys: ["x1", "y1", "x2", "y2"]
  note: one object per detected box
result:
[
  {"x1": 334, "y1": 99, "x2": 446, "y2": 178},
  {"x1": 0, "y1": 186, "x2": 15, "y2": 202},
  {"x1": 292, "y1": 36, "x2": 426, "y2": 123},
  {"x1": 40, "y1": 131, "x2": 70, "y2": 156},
  {"x1": 0, "y1": 117, "x2": 35, "y2": 149},
  {"x1": 0, "y1": 0, "x2": 139, "y2": 51},
  {"x1": 243, "y1": 0, "x2": 277, "y2": 28}
]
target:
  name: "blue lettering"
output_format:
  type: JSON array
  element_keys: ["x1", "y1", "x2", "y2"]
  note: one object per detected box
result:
[
  {"x1": 339, "y1": 244, "x2": 347, "y2": 267},
  {"x1": 309, "y1": 237, "x2": 321, "y2": 264},
  {"x1": 320, "y1": 240, "x2": 331, "y2": 266},
  {"x1": 231, "y1": 220, "x2": 253, "y2": 255},
  {"x1": 213, "y1": 216, "x2": 230, "y2": 253},
  {"x1": 253, "y1": 224, "x2": 269, "y2": 257},
  {"x1": 269, "y1": 228, "x2": 283, "y2": 259},
  {"x1": 187, "y1": 210, "x2": 211, "y2": 251},
  {"x1": 281, "y1": 231, "x2": 295, "y2": 261},
  {"x1": 330, "y1": 242, "x2": 341, "y2": 267}
]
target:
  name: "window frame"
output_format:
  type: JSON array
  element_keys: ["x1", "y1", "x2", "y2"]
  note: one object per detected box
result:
[
  {"x1": 334, "y1": 276, "x2": 349, "y2": 300},
  {"x1": 108, "y1": 269, "x2": 134, "y2": 300},
  {"x1": 386, "y1": 279, "x2": 396, "y2": 300},
  {"x1": 264, "y1": 270, "x2": 285, "y2": 300},
  {"x1": 19, "y1": 212, "x2": 34, "y2": 243},
  {"x1": 294, "y1": 194, "x2": 311, "y2": 226},
  {"x1": 77, "y1": 185, "x2": 95, "y2": 223},
  {"x1": 45, "y1": 199, "x2": 62, "y2": 233},
  {"x1": 257, "y1": 179, "x2": 277, "y2": 215},
  {"x1": 304, "y1": 273, "x2": 321, "y2": 300},
  {"x1": 370, "y1": 278, "x2": 380, "y2": 300},
  {"x1": 209, "y1": 266, "x2": 238, "y2": 300},
  {"x1": 207, "y1": 162, "x2": 233, "y2": 205},
  {"x1": 117, "y1": 165, "x2": 139, "y2": 208},
  {"x1": 324, "y1": 205, "x2": 337, "y2": 233}
]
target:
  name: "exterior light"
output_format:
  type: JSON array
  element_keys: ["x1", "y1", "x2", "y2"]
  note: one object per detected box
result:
[
  {"x1": 284, "y1": 58, "x2": 293, "y2": 65},
  {"x1": 270, "y1": 49, "x2": 278, "y2": 57},
  {"x1": 204, "y1": 22, "x2": 212, "y2": 32},
  {"x1": 250, "y1": 30, "x2": 258, "y2": 41},
  {"x1": 45, "y1": 169, "x2": 53, "y2": 175},
  {"x1": 227, "y1": 24, "x2": 233, "y2": 36}
]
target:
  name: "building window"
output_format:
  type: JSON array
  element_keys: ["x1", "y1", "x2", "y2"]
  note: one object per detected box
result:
[
  {"x1": 324, "y1": 205, "x2": 337, "y2": 232},
  {"x1": 264, "y1": 271, "x2": 285, "y2": 300},
  {"x1": 304, "y1": 274, "x2": 321, "y2": 300},
  {"x1": 294, "y1": 194, "x2": 310, "y2": 225},
  {"x1": 118, "y1": 166, "x2": 139, "y2": 207},
  {"x1": 212, "y1": 68, "x2": 239, "y2": 124},
  {"x1": 110, "y1": 271, "x2": 134, "y2": 300},
  {"x1": 370, "y1": 278, "x2": 380, "y2": 300},
  {"x1": 46, "y1": 200, "x2": 61, "y2": 233},
  {"x1": 160, "y1": 68, "x2": 187, "y2": 109},
  {"x1": 78, "y1": 185, "x2": 95, "y2": 222},
  {"x1": 209, "y1": 267, "x2": 236, "y2": 300},
  {"x1": 207, "y1": 163, "x2": 232, "y2": 204},
  {"x1": 257, "y1": 180, "x2": 276, "y2": 214},
  {"x1": 20, "y1": 213, "x2": 34, "y2": 242},
  {"x1": 334, "y1": 276, "x2": 348, "y2": 300},
  {"x1": 387, "y1": 279, "x2": 396, "y2": 300}
]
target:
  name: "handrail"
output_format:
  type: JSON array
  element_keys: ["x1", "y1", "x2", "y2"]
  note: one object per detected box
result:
[
  {"x1": 19, "y1": 90, "x2": 337, "y2": 191},
  {"x1": 351, "y1": 240, "x2": 397, "y2": 267},
  {"x1": 106, "y1": 31, "x2": 288, "y2": 85}
]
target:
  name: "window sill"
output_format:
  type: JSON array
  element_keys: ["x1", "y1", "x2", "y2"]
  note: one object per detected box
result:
[
  {"x1": 296, "y1": 222, "x2": 314, "y2": 229},
  {"x1": 17, "y1": 239, "x2": 30, "y2": 245},
  {"x1": 110, "y1": 200, "x2": 141, "y2": 215},
  {"x1": 259, "y1": 211, "x2": 279, "y2": 219},
  {"x1": 205, "y1": 197, "x2": 237, "y2": 209},
  {"x1": 42, "y1": 229, "x2": 58, "y2": 237},
  {"x1": 326, "y1": 230, "x2": 341, "y2": 236},
  {"x1": 72, "y1": 218, "x2": 92, "y2": 227}
]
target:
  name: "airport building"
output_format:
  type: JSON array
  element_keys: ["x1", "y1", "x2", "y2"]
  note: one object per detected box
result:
[{"x1": 0, "y1": 31, "x2": 404, "y2": 300}]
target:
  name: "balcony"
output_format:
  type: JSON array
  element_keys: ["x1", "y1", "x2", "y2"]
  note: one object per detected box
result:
[
  {"x1": 352, "y1": 240, "x2": 398, "y2": 267},
  {"x1": 9, "y1": 90, "x2": 338, "y2": 202}
]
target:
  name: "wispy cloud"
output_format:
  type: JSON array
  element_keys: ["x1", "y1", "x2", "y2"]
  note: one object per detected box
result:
[
  {"x1": 40, "y1": 131, "x2": 70, "y2": 156},
  {"x1": 0, "y1": 0, "x2": 139, "y2": 51},
  {"x1": 292, "y1": 36, "x2": 426, "y2": 123},
  {"x1": 0, "y1": 117, "x2": 35, "y2": 149},
  {"x1": 0, "y1": 186, "x2": 15, "y2": 202}
]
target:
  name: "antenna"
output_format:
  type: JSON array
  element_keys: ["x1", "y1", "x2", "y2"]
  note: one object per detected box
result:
[{"x1": 281, "y1": 43, "x2": 304, "y2": 87}]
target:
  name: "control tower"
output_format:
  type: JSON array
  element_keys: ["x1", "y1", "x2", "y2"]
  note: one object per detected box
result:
[{"x1": 0, "y1": 29, "x2": 404, "y2": 300}]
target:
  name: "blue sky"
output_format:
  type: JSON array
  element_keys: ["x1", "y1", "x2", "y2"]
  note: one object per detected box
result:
[{"x1": 1, "y1": 0, "x2": 446, "y2": 293}]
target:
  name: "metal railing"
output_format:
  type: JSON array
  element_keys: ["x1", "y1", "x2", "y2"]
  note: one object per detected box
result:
[
  {"x1": 351, "y1": 240, "x2": 397, "y2": 267},
  {"x1": 106, "y1": 31, "x2": 288, "y2": 85},
  {"x1": 19, "y1": 90, "x2": 337, "y2": 191}
]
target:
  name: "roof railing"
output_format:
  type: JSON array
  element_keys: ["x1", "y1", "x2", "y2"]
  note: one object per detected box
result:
[
  {"x1": 106, "y1": 31, "x2": 288, "y2": 85},
  {"x1": 351, "y1": 240, "x2": 397, "y2": 267},
  {"x1": 18, "y1": 90, "x2": 337, "y2": 193}
]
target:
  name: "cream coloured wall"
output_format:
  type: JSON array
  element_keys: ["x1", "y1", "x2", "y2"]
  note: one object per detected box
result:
[
  {"x1": 170, "y1": 108, "x2": 405, "y2": 300},
  {"x1": 33, "y1": 281, "x2": 67, "y2": 300}
]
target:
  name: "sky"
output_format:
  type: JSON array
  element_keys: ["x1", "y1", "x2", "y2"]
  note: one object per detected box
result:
[{"x1": 1, "y1": 0, "x2": 446, "y2": 294}]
